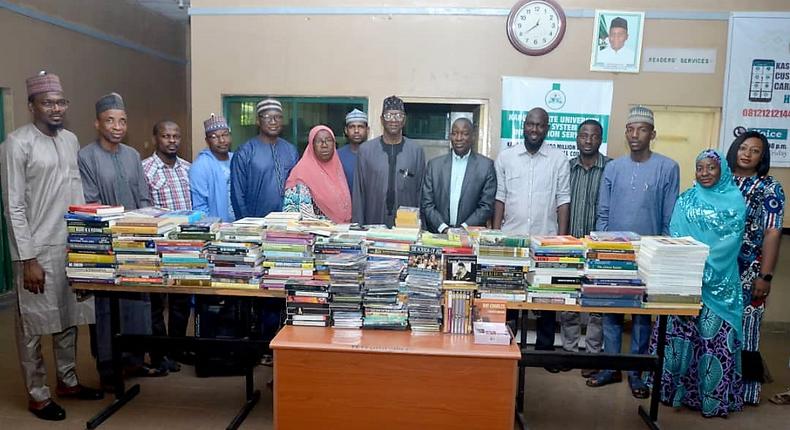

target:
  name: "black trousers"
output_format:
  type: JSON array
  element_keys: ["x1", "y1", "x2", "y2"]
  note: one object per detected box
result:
[
  {"x1": 507, "y1": 309, "x2": 556, "y2": 350},
  {"x1": 150, "y1": 293, "x2": 192, "y2": 364}
]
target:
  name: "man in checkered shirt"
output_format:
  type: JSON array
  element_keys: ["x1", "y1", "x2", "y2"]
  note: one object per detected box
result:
[{"x1": 141, "y1": 120, "x2": 192, "y2": 373}]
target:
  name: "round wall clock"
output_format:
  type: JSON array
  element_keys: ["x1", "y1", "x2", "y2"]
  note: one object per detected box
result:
[{"x1": 506, "y1": 0, "x2": 567, "y2": 56}]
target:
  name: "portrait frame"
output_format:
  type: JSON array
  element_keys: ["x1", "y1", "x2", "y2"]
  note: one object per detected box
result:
[{"x1": 589, "y1": 10, "x2": 645, "y2": 73}]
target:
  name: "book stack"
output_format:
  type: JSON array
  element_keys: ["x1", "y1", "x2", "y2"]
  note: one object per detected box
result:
[
  {"x1": 262, "y1": 211, "x2": 301, "y2": 229},
  {"x1": 638, "y1": 236, "x2": 709, "y2": 309},
  {"x1": 581, "y1": 231, "x2": 645, "y2": 308},
  {"x1": 261, "y1": 228, "x2": 315, "y2": 291},
  {"x1": 475, "y1": 230, "x2": 530, "y2": 301},
  {"x1": 527, "y1": 236, "x2": 586, "y2": 305},
  {"x1": 206, "y1": 219, "x2": 265, "y2": 289},
  {"x1": 395, "y1": 206, "x2": 421, "y2": 229},
  {"x1": 473, "y1": 299, "x2": 511, "y2": 345},
  {"x1": 285, "y1": 279, "x2": 331, "y2": 327},
  {"x1": 326, "y1": 253, "x2": 367, "y2": 328},
  {"x1": 365, "y1": 227, "x2": 420, "y2": 261},
  {"x1": 362, "y1": 258, "x2": 408, "y2": 330},
  {"x1": 442, "y1": 283, "x2": 475, "y2": 334},
  {"x1": 158, "y1": 217, "x2": 217, "y2": 287},
  {"x1": 405, "y1": 245, "x2": 444, "y2": 332},
  {"x1": 112, "y1": 216, "x2": 178, "y2": 286},
  {"x1": 65, "y1": 204, "x2": 124, "y2": 286}
]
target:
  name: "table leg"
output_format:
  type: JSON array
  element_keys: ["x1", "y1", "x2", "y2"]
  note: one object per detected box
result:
[
  {"x1": 515, "y1": 309, "x2": 529, "y2": 429},
  {"x1": 226, "y1": 365, "x2": 261, "y2": 430},
  {"x1": 638, "y1": 314, "x2": 667, "y2": 430}
]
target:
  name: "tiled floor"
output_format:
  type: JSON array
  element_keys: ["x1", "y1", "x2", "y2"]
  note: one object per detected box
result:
[{"x1": 0, "y1": 302, "x2": 788, "y2": 429}]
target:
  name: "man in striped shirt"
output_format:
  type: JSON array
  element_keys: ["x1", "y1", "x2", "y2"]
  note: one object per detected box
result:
[
  {"x1": 141, "y1": 120, "x2": 192, "y2": 372},
  {"x1": 560, "y1": 119, "x2": 610, "y2": 376}
]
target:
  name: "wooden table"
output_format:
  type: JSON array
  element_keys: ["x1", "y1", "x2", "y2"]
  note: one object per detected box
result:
[
  {"x1": 507, "y1": 302, "x2": 700, "y2": 430},
  {"x1": 271, "y1": 326, "x2": 521, "y2": 430},
  {"x1": 72, "y1": 283, "x2": 283, "y2": 430}
]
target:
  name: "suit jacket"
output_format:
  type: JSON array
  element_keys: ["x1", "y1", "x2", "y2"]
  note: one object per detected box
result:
[{"x1": 421, "y1": 151, "x2": 497, "y2": 233}]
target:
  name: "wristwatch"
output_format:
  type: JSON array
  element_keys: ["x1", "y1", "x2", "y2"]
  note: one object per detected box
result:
[{"x1": 758, "y1": 273, "x2": 773, "y2": 282}]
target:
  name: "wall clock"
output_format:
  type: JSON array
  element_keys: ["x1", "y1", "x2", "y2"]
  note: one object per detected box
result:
[{"x1": 506, "y1": 0, "x2": 567, "y2": 56}]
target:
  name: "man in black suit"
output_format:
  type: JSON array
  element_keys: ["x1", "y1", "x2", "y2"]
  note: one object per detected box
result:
[{"x1": 421, "y1": 118, "x2": 497, "y2": 233}]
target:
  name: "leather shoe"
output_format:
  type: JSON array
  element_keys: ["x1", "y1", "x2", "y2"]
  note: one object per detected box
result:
[
  {"x1": 56, "y1": 383, "x2": 105, "y2": 400},
  {"x1": 28, "y1": 399, "x2": 66, "y2": 421}
]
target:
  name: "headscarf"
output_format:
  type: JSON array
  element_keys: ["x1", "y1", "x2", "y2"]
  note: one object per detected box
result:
[
  {"x1": 285, "y1": 125, "x2": 351, "y2": 223},
  {"x1": 669, "y1": 149, "x2": 746, "y2": 337}
]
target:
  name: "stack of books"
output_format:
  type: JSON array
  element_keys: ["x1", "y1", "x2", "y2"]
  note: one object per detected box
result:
[
  {"x1": 473, "y1": 299, "x2": 511, "y2": 345},
  {"x1": 326, "y1": 253, "x2": 366, "y2": 328},
  {"x1": 442, "y1": 283, "x2": 475, "y2": 334},
  {"x1": 285, "y1": 279, "x2": 331, "y2": 327},
  {"x1": 65, "y1": 205, "x2": 123, "y2": 286},
  {"x1": 158, "y1": 217, "x2": 217, "y2": 287},
  {"x1": 365, "y1": 227, "x2": 420, "y2": 261},
  {"x1": 206, "y1": 219, "x2": 265, "y2": 289},
  {"x1": 261, "y1": 228, "x2": 315, "y2": 290},
  {"x1": 475, "y1": 230, "x2": 530, "y2": 301},
  {"x1": 638, "y1": 236, "x2": 709, "y2": 309},
  {"x1": 362, "y1": 258, "x2": 408, "y2": 330},
  {"x1": 527, "y1": 236, "x2": 585, "y2": 305},
  {"x1": 261, "y1": 211, "x2": 301, "y2": 229},
  {"x1": 112, "y1": 216, "x2": 178, "y2": 286},
  {"x1": 405, "y1": 245, "x2": 444, "y2": 332},
  {"x1": 395, "y1": 206, "x2": 420, "y2": 229},
  {"x1": 581, "y1": 231, "x2": 645, "y2": 308}
]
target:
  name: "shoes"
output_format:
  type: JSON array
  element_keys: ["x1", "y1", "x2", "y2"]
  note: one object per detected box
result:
[
  {"x1": 581, "y1": 369, "x2": 599, "y2": 378},
  {"x1": 56, "y1": 383, "x2": 104, "y2": 400},
  {"x1": 544, "y1": 366, "x2": 561, "y2": 373},
  {"x1": 28, "y1": 399, "x2": 66, "y2": 421},
  {"x1": 586, "y1": 371, "x2": 622, "y2": 387},
  {"x1": 631, "y1": 386, "x2": 651, "y2": 399}
]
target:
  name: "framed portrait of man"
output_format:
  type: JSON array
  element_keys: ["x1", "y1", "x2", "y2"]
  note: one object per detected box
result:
[{"x1": 590, "y1": 10, "x2": 645, "y2": 73}]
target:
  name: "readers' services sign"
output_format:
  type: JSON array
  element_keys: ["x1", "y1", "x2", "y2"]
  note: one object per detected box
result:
[
  {"x1": 500, "y1": 76, "x2": 614, "y2": 158},
  {"x1": 642, "y1": 48, "x2": 717, "y2": 74}
]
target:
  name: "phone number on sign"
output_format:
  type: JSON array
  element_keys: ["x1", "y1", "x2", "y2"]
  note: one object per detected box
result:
[{"x1": 742, "y1": 109, "x2": 790, "y2": 118}]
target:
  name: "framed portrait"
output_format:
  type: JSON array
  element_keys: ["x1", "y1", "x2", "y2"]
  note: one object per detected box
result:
[{"x1": 589, "y1": 10, "x2": 645, "y2": 73}]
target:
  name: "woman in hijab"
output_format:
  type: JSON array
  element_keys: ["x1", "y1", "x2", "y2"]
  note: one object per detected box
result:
[
  {"x1": 282, "y1": 125, "x2": 352, "y2": 223},
  {"x1": 656, "y1": 149, "x2": 746, "y2": 417}
]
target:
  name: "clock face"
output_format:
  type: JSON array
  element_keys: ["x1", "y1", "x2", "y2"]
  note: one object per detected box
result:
[{"x1": 507, "y1": 0, "x2": 566, "y2": 56}]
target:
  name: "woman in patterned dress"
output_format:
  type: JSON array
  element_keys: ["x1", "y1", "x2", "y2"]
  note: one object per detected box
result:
[
  {"x1": 655, "y1": 149, "x2": 746, "y2": 417},
  {"x1": 726, "y1": 130, "x2": 785, "y2": 405},
  {"x1": 282, "y1": 125, "x2": 352, "y2": 223}
]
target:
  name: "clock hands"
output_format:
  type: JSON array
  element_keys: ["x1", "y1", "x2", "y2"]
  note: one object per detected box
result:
[{"x1": 525, "y1": 18, "x2": 541, "y2": 34}]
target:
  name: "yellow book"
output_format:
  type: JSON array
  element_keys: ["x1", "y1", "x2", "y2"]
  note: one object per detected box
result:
[{"x1": 68, "y1": 253, "x2": 115, "y2": 264}]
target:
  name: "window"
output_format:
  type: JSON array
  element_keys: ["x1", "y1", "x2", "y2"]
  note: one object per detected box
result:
[
  {"x1": 401, "y1": 100, "x2": 489, "y2": 162},
  {"x1": 223, "y1": 96, "x2": 368, "y2": 154}
]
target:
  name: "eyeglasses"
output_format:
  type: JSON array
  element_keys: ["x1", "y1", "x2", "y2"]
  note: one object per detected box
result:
[
  {"x1": 382, "y1": 112, "x2": 405, "y2": 121},
  {"x1": 39, "y1": 99, "x2": 70, "y2": 109},
  {"x1": 259, "y1": 114, "x2": 283, "y2": 123},
  {"x1": 208, "y1": 131, "x2": 231, "y2": 141}
]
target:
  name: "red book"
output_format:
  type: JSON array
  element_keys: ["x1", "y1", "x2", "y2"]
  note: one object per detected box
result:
[{"x1": 69, "y1": 203, "x2": 124, "y2": 215}]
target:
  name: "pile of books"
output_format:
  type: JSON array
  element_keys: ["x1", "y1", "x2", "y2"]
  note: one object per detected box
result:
[
  {"x1": 206, "y1": 218, "x2": 264, "y2": 289},
  {"x1": 527, "y1": 236, "x2": 585, "y2": 305},
  {"x1": 261, "y1": 211, "x2": 301, "y2": 229},
  {"x1": 112, "y1": 216, "x2": 178, "y2": 286},
  {"x1": 395, "y1": 206, "x2": 420, "y2": 229},
  {"x1": 475, "y1": 230, "x2": 530, "y2": 301},
  {"x1": 65, "y1": 204, "x2": 123, "y2": 286},
  {"x1": 285, "y1": 279, "x2": 331, "y2": 327},
  {"x1": 443, "y1": 284, "x2": 475, "y2": 334},
  {"x1": 405, "y1": 245, "x2": 444, "y2": 332},
  {"x1": 261, "y1": 228, "x2": 315, "y2": 290},
  {"x1": 581, "y1": 231, "x2": 645, "y2": 308},
  {"x1": 326, "y1": 253, "x2": 366, "y2": 328},
  {"x1": 365, "y1": 227, "x2": 420, "y2": 261},
  {"x1": 362, "y1": 258, "x2": 408, "y2": 330},
  {"x1": 638, "y1": 236, "x2": 709, "y2": 309},
  {"x1": 473, "y1": 299, "x2": 511, "y2": 345},
  {"x1": 159, "y1": 217, "x2": 217, "y2": 287}
]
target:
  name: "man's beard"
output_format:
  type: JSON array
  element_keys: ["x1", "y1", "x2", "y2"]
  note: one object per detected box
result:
[{"x1": 47, "y1": 122, "x2": 65, "y2": 133}]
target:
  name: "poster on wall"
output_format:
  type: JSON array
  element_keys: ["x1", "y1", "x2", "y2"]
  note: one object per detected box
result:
[
  {"x1": 500, "y1": 76, "x2": 614, "y2": 158},
  {"x1": 721, "y1": 12, "x2": 790, "y2": 167},
  {"x1": 589, "y1": 10, "x2": 645, "y2": 73}
]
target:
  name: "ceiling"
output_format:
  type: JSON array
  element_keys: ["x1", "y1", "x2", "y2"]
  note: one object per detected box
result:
[{"x1": 130, "y1": 0, "x2": 189, "y2": 22}]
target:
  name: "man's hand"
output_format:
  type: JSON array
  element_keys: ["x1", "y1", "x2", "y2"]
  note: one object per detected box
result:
[{"x1": 23, "y1": 259, "x2": 46, "y2": 294}]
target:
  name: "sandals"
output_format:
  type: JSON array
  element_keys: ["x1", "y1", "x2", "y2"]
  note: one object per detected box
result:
[
  {"x1": 586, "y1": 371, "x2": 622, "y2": 387},
  {"x1": 769, "y1": 389, "x2": 790, "y2": 405},
  {"x1": 631, "y1": 386, "x2": 651, "y2": 399}
]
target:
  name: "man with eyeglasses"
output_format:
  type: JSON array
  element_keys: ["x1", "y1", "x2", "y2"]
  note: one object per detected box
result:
[
  {"x1": 1, "y1": 71, "x2": 102, "y2": 421},
  {"x1": 352, "y1": 95, "x2": 425, "y2": 227},
  {"x1": 190, "y1": 114, "x2": 235, "y2": 222},
  {"x1": 230, "y1": 98, "x2": 298, "y2": 219}
]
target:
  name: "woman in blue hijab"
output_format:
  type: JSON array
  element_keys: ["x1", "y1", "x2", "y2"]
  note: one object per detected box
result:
[{"x1": 656, "y1": 149, "x2": 746, "y2": 417}]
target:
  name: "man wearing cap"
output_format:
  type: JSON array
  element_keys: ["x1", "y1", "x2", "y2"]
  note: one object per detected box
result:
[
  {"x1": 597, "y1": 17, "x2": 635, "y2": 65},
  {"x1": 421, "y1": 117, "x2": 497, "y2": 233},
  {"x1": 142, "y1": 120, "x2": 191, "y2": 373},
  {"x1": 1, "y1": 72, "x2": 102, "y2": 421},
  {"x1": 338, "y1": 108, "x2": 369, "y2": 192},
  {"x1": 78, "y1": 92, "x2": 157, "y2": 387},
  {"x1": 230, "y1": 98, "x2": 298, "y2": 219},
  {"x1": 190, "y1": 114, "x2": 235, "y2": 222},
  {"x1": 352, "y1": 96, "x2": 426, "y2": 227},
  {"x1": 588, "y1": 106, "x2": 679, "y2": 398}
]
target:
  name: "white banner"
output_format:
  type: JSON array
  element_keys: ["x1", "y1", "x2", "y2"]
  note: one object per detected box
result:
[
  {"x1": 500, "y1": 76, "x2": 614, "y2": 158},
  {"x1": 721, "y1": 12, "x2": 790, "y2": 167}
]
